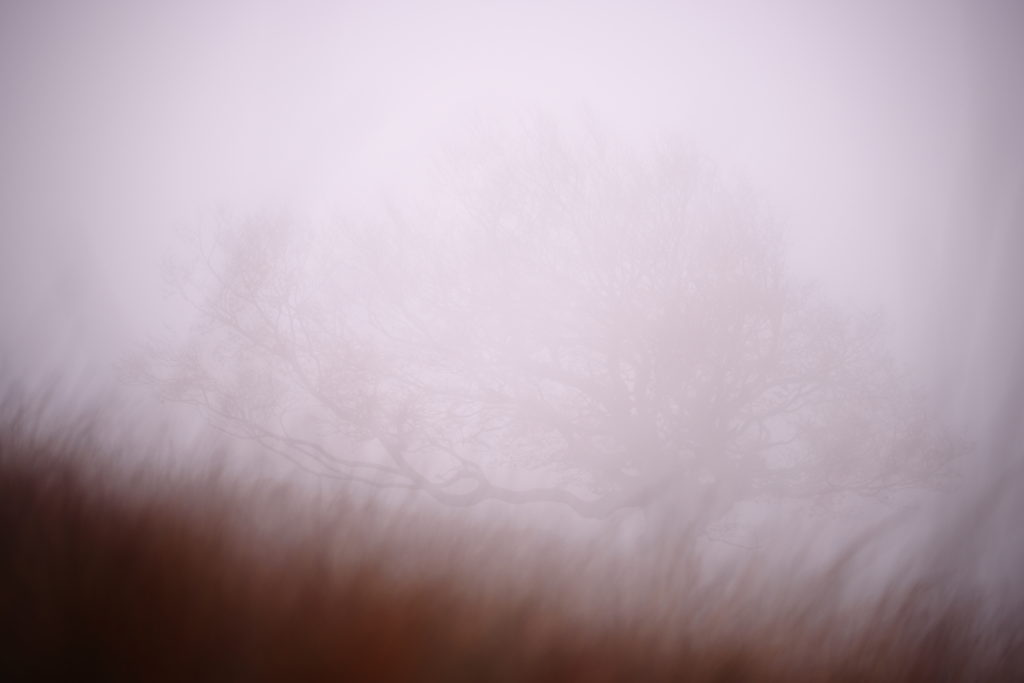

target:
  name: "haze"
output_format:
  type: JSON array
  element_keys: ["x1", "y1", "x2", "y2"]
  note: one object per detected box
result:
[{"x1": 1, "y1": 0, "x2": 1021, "y2": 586}]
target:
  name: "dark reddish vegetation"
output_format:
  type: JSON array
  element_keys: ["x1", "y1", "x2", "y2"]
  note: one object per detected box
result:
[{"x1": 1, "y1": 426, "x2": 1021, "y2": 682}]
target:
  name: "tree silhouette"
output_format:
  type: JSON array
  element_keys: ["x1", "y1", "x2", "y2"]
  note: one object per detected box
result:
[{"x1": 130, "y1": 129, "x2": 959, "y2": 531}]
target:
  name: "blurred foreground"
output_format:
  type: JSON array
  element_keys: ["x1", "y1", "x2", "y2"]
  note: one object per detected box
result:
[{"x1": 1, "y1": 410, "x2": 1021, "y2": 682}]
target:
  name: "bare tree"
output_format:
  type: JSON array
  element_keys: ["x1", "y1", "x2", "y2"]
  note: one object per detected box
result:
[{"x1": 129, "y1": 128, "x2": 960, "y2": 530}]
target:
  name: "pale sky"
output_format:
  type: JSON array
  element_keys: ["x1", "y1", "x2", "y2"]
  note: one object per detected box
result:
[{"x1": 0, "y1": 0, "x2": 1019, "y2": 434}]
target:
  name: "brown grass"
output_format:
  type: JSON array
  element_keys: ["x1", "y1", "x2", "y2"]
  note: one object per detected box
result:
[{"x1": 0, "y1": 420, "x2": 1020, "y2": 681}]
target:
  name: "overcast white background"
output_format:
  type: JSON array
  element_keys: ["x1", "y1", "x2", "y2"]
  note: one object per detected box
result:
[{"x1": 1, "y1": 0, "x2": 1020, "y2": 448}]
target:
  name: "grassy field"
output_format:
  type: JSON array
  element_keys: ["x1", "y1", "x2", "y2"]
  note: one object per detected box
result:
[{"x1": 1, "y1": 415, "x2": 1021, "y2": 681}]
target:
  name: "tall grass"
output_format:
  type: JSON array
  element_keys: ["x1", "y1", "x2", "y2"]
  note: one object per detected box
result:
[{"x1": 0, "y1": 409, "x2": 1020, "y2": 681}]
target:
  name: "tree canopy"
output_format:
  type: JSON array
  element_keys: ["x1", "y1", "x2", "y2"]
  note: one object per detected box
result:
[{"x1": 131, "y1": 129, "x2": 960, "y2": 531}]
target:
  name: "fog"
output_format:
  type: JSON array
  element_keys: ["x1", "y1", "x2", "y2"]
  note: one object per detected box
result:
[{"x1": 1, "y1": 0, "x2": 1022, "y2": 592}]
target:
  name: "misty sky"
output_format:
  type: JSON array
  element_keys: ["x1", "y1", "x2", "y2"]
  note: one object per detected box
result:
[{"x1": 0, "y1": 0, "x2": 1021, "y2": 442}]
